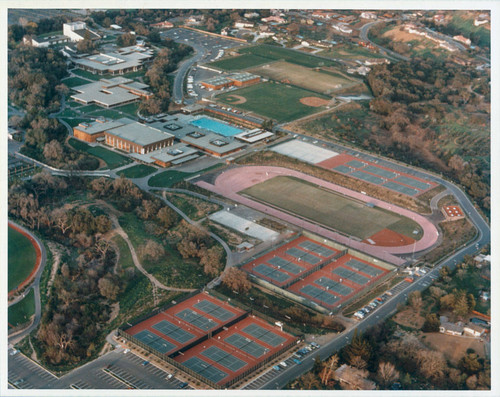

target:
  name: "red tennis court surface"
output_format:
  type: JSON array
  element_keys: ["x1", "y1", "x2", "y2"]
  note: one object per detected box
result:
[
  {"x1": 241, "y1": 235, "x2": 341, "y2": 287},
  {"x1": 442, "y1": 205, "x2": 464, "y2": 220},
  {"x1": 317, "y1": 153, "x2": 438, "y2": 197},
  {"x1": 123, "y1": 292, "x2": 298, "y2": 388}
]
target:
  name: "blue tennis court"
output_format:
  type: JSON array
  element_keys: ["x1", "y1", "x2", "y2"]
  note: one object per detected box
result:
[
  {"x1": 299, "y1": 284, "x2": 339, "y2": 306},
  {"x1": 242, "y1": 324, "x2": 286, "y2": 347},
  {"x1": 152, "y1": 320, "x2": 195, "y2": 344},
  {"x1": 332, "y1": 267, "x2": 370, "y2": 285},
  {"x1": 133, "y1": 330, "x2": 177, "y2": 354},
  {"x1": 346, "y1": 160, "x2": 366, "y2": 168},
  {"x1": 201, "y1": 346, "x2": 247, "y2": 372},
  {"x1": 334, "y1": 165, "x2": 352, "y2": 174},
  {"x1": 363, "y1": 165, "x2": 396, "y2": 179},
  {"x1": 176, "y1": 309, "x2": 219, "y2": 331},
  {"x1": 395, "y1": 175, "x2": 431, "y2": 190},
  {"x1": 182, "y1": 356, "x2": 228, "y2": 383},
  {"x1": 383, "y1": 181, "x2": 419, "y2": 196},
  {"x1": 194, "y1": 300, "x2": 236, "y2": 322},
  {"x1": 267, "y1": 257, "x2": 304, "y2": 275},
  {"x1": 253, "y1": 264, "x2": 291, "y2": 283},
  {"x1": 285, "y1": 247, "x2": 321, "y2": 264},
  {"x1": 298, "y1": 241, "x2": 335, "y2": 257},
  {"x1": 225, "y1": 333, "x2": 268, "y2": 358},
  {"x1": 314, "y1": 277, "x2": 353, "y2": 296},
  {"x1": 344, "y1": 259, "x2": 383, "y2": 277},
  {"x1": 351, "y1": 170, "x2": 384, "y2": 185},
  {"x1": 190, "y1": 117, "x2": 243, "y2": 137}
]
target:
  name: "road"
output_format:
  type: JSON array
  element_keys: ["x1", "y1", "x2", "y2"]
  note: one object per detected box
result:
[{"x1": 359, "y1": 20, "x2": 410, "y2": 62}]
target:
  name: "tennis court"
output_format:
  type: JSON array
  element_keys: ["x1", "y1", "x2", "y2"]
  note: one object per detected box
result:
[
  {"x1": 332, "y1": 267, "x2": 370, "y2": 285},
  {"x1": 344, "y1": 259, "x2": 383, "y2": 277},
  {"x1": 194, "y1": 300, "x2": 237, "y2": 322},
  {"x1": 267, "y1": 257, "x2": 304, "y2": 275},
  {"x1": 382, "y1": 181, "x2": 419, "y2": 196},
  {"x1": 285, "y1": 247, "x2": 322, "y2": 264},
  {"x1": 225, "y1": 333, "x2": 268, "y2": 358},
  {"x1": 133, "y1": 330, "x2": 177, "y2": 354},
  {"x1": 334, "y1": 165, "x2": 352, "y2": 174},
  {"x1": 351, "y1": 170, "x2": 384, "y2": 185},
  {"x1": 152, "y1": 320, "x2": 195, "y2": 344},
  {"x1": 201, "y1": 346, "x2": 248, "y2": 372},
  {"x1": 346, "y1": 160, "x2": 366, "y2": 168},
  {"x1": 299, "y1": 284, "x2": 340, "y2": 306},
  {"x1": 395, "y1": 175, "x2": 431, "y2": 190},
  {"x1": 314, "y1": 277, "x2": 353, "y2": 296},
  {"x1": 176, "y1": 309, "x2": 218, "y2": 331},
  {"x1": 182, "y1": 356, "x2": 228, "y2": 383},
  {"x1": 253, "y1": 264, "x2": 291, "y2": 283},
  {"x1": 242, "y1": 324, "x2": 286, "y2": 347},
  {"x1": 364, "y1": 165, "x2": 396, "y2": 179},
  {"x1": 298, "y1": 241, "x2": 335, "y2": 257}
]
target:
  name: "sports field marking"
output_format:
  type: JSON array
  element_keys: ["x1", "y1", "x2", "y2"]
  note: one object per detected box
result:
[
  {"x1": 225, "y1": 333, "x2": 268, "y2": 358},
  {"x1": 314, "y1": 277, "x2": 353, "y2": 296},
  {"x1": 344, "y1": 259, "x2": 383, "y2": 277},
  {"x1": 382, "y1": 181, "x2": 419, "y2": 196},
  {"x1": 332, "y1": 267, "x2": 370, "y2": 285},
  {"x1": 182, "y1": 356, "x2": 228, "y2": 383},
  {"x1": 176, "y1": 309, "x2": 218, "y2": 331},
  {"x1": 351, "y1": 170, "x2": 384, "y2": 185},
  {"x1": 334, "y1": 165, "x2": 353, "y2": 174},
  {"x1": 133, "y1": 330, "x2": 177, "y2": 354},
  {"x1": 299, "y1": 284, "x2": 340, "y2": 306},
  {"x1": 346, "y1": 160, "x2": 366, "y2": 168},
  {"x1": 253, "y1": 263, "x2": 291, "y2": 283},
  {"x1": 395, "y1": 175, "x2": 431, "y2": 190},
  {"x1": 298, "y1": 241, "x2": 335, "y2": 257},
  {"x1": 285, "y1": 247, "x2": 321, "y2": 265},
  {"x1": 152, "y1": 320, "x2": 195, "y2": 344},
  {"x1": 267, "y1": 257, "x2": 304, "y2": 275},
  {"x1": 363, "y1": 165, "x2": 397, "y2": 179},
  {"x1": 193, "y1": 300, "x2": 236, "y2": 322},
  {"x1": 241, "y1": 323, "x2": 286, "y2": 347},
  {"x1": 201, "y1": 346, "x2": 248, "y2": 372}
]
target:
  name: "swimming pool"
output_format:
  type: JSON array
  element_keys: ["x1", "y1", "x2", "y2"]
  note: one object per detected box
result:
[{"x1": 190, "y1": 117, "x2": 243, "y2": 137}]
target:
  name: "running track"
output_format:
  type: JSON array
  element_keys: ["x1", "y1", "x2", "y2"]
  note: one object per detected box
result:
[{"x1": 196, "y1": 166, "x2": 440, "y2": 266}]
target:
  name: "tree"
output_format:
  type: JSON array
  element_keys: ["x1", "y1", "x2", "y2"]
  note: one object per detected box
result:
[
  {"x1": 139, "y1": 239, "x2": 165, "y2": 263},
  {"x1": 459, "y1": 353, "x2": 483, "y2": 375},
  {"x1": 117, "y1": 32, "x2": 136, "y2": 47},
  {"x1": 320, "y1": 354, "x2": 338, "y2": 385},
  {"x1": 422, "y1": 313, "x2": 440, "y2": 332},
  {"x1": 377, "y1": 362, "x2": 399, "y2": 387},
  {"x1": 342, "y1": 329, "x2": 372, "y2": 366},
  {"x1": 453, "y1": 290, "x2": 471, "y2": 318},
  {"x1": 416, "y1": 350, "x2": 447, "y2": 381},
  {"x1": 199, "y1": 245, "x2": 224, "y2": 276},
  {"x1": 466, "y1": 375, "x2": 478, "y2": 390},
  {"x1": 98, "y1": 276, "x2": 120, "y2": 300},
  {"x1": 408, "y1": 290, "x2": 422, "y2": 312},
  {"x1": 221, "y1": 268, "x2": 251, "y2": 293},
  {"x1": 43, "y1": 140, "x2": 63, "y2": 161}
]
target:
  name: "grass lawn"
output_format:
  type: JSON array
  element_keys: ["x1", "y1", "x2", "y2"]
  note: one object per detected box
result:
[
  {"x1": 71, "y1": 69, "x2": 103, "y2": 81},
  {"x1": 118, "y1": 164, "x2": 157, "y2": 179},
  {"x1": 210, "y1": 54, "x2": 271, "y2": 71},
  {"x1": 71, "y1": 68, "x2": 147, "y2": 83},
  {"x1": 239, "y1": 44, "x2": 336, "y2": 68},
  {"x1": 8, "y1": 288, "x2": 35, "y2": 328},
  {"x1": 62, "y1": 76, "x2": 91, "y2": 88},
  {"x1": 8, "y1": 226, "x2": 37, "y2": 292},
  {"x1": 319, "y1": 45, "x2": 387, "y2": 60},
  {"x1": 112, "y1": 235, "x2": 134, "y2": 269},
  {"x1": 68, "y1": 138, "x2": 132, "y2": 169},
  {"x1": 61, "y1": 118, "x2": 91, "y2": 128},
  {"x1": 148, "y1": 170, "x2": 193, "y2": 188},
  {"x1": 217, "y1": 82, "x2": 329, "y2": 123},
  {"x1": 241, "y1": 176, "x2": 419, "y2": 240},
  {"x1": 165, "y1": 193, "x2": 222, "y2": 221},
  {"x1": 112, "y1": 102, "x2": 140, "y2": 118}
]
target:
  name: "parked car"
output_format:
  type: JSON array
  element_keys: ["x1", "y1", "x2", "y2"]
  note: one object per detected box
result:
[
  {"x1": 293, "y1": 358, "x2": 302, "y2": 365},
  {"x1": 273, "y1": 365, "x2": 281, "y2": 371}
]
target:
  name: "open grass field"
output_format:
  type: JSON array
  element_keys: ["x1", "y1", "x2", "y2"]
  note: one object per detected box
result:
[
  {"x1": 248, "y1": 61, "x2": 360, "y2": 95},
  {"x1": 420, "y1": 332, "x2": 485, "y2": 365},
  {"x1": 210, "y1": 53, "x2": 271, "y2": 71},
  {"x1": 217, "y1": 82, "x2": 329, "y2": 122},
  {"x1": 239, "y1": 44, "x2": 336, "y2": 68},
  {"x1": 148, "y1": 170, "x2": 192, "y2": 188},
  {"x1": 118, "y1": 164, "x2": 157, "y2": 178},
  {"x1": 319, "y1": 44, "x2": 387, "y2": 60},
  {"x1": 8, "y1": 288, "x2": 35, "y2": 328},
  {"x1": 240, "y1": 176, "x2": 420, "y2": 240},
  {"x1": 68, "y1": 138, "x2": 132, "y2": 169},
  {"x1": 112, "y1": 235, "x2": 134, "y2": 269},
  {"x1": 62, "y1": 76, "x2": 92, "y2": 88},
  {"x1": 8, "y1": 227, "x2": 37, "y2": 292}
]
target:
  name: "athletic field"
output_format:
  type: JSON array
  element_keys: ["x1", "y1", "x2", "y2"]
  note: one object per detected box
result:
[
  {"x1": 210, "y1": 54, "x2": 271, "y2": 71},
  {"x1": 8, "y1": 227, "x2": 37, "y2": 292},
  {"x1": 240, "y1": 176, "x2": 420, "y2": 240},
  {"x1": 217, "y1": 82, "x2": 329, "y2": 123},
  {"x1": 239, "y1": 45, "x2": 336, "y2": 68}
]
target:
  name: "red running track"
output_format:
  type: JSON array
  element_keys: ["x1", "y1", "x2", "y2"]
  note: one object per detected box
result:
[{"x1": 196, "y1": 166, "x2": 440, "y2": 265}]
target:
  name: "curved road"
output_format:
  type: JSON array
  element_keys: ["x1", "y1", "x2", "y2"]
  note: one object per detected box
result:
[
  {"x1": 8, "y1": 221, "x2": 47, "y2": 347},
  {"x1": 359, "y1": 20, "x2": 410, "y2": 62}
]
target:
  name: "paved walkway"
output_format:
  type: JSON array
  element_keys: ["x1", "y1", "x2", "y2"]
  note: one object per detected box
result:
[{"x1": 197, "y1": 166, "x2": 441, "y2": 265}]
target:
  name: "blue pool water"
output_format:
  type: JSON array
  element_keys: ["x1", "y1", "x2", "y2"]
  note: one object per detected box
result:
[{"x1": 190, "y1": 117, "x2": 243, "y2": 137}]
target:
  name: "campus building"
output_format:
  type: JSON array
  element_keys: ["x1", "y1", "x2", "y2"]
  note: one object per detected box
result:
[
  {"x1": 73, "y1": 118, "x2": 128, "y2": 143},
  {"x1": 24, "y1": 33, "x2": 70, "y2": 48},
  {"x1": 71, "y1": 77, "x2": 153, "y2": 108},
  {"x1": 201, "y1": 73, "x2": 260, "y2": 90},
  {"x1": 104, "y1": 122, "x2": 174, "y2": 154},
  {"x1": 63, "y1": 21, "x2": 101, "y2": 42},
  {"x1": 71, "y1": 46, "x2": 153, "y2": 75}
]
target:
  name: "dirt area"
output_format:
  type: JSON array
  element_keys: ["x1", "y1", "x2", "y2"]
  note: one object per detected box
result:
[
  {"x1": 364, "y1": 228, "x2": 416, "y2": 247},
  {"x1": 382, "y1": 27, "x2": 428, "y2": 49},
  {"x1": 224, "y1": 94, "x2": 247, "y2": 104},
  {"x1": 300, "y1": 96, "x2": 331, "y2": 107},
  {"x1": 46, "y1": 242, "x2": 64, "y2": 298},
  {"x1": 205, "y1": 220, "x2": 261, "y2": 249},
  {"x1": 393, "y1": 308, "x2": 425, "y2": 329},
  {"x1": 420, "y1": 332, "x2": 485, "y2": 365},
  {"x1": 107, "y1": 302, "x2": 120, "y2": 324}
]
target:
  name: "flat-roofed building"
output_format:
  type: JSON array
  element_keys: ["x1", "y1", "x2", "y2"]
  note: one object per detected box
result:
[
  {"x1": 201, "y1": 76, "x2": 234, "y2": 90},
  {"x1": 234, "y1": 128, "x2": 273, "y2": 143},
  {"x1": 72, "y1": 46, "x2": 153, "y2": 75},
  {"x1": 24, "y1": 33, "x2": 70, "y2": 48},
  {"x1": 104, "y1": 122, "x2": 174, "y2": 154},
  {"x1": 180, "y1": 130, "x2": 245, "y2": 157},
  {"x1": 63, "y1": 21, "x2": 101, "y2": 42},
  {"x1": 73, "y1": 118, "x2": 129, "y2": 142},
  {"x1": 228, "y1": 72, "x2": 260, "y2": 87},
  {"x1": 150, "y1": 144, "x2": 199, "y2": 167},
  {"x1": 71, "y1": 77, "x2": 152, "y2": 108}
]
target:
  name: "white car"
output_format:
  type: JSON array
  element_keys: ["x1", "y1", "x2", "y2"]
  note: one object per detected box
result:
[{"x1": 124, "y1": 349, "x2": 130, "y2": 354}]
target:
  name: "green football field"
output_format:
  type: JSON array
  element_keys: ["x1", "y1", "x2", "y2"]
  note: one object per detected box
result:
[
  {"x1": 8, "y1": 288, "x2": 35, "y2": 328},
  {"x1": 240, "y1": 176, "x2": 420, "y2": 240},
  {"x1": 217, "y1": 82, "x2": 329, "y2": 123},
  {"x1": 210, "y1": 54, "x2": 271, "y2": 71},
  {"x1": 8, "y1": 227, "x2": 37, "y2": 292},
  {"x1": 238, "y1": 45, "x2": 336, "y2": 68}
]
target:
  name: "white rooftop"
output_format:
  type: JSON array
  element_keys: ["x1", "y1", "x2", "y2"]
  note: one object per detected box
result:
[
  {"x1": 271, "y1": 139, "x2": 338, "y2": 164},
  {"x1": 209, "y1": 211, "x2": 279, "y2": 241}
]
